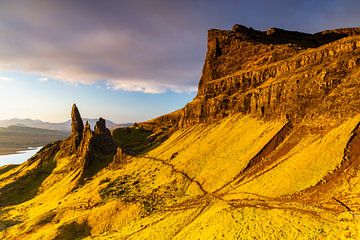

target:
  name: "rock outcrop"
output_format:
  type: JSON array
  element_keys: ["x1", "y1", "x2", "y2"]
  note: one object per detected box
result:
[
  {"x1": 57, "y1": 105, "x2": 117, "y2": 170},
  {"x1": 141, "y1": 25, "x2": 360, "y2": 131},
  {"x1": 94, "y1": 118, "x2": 117, "y2": 155},
  {"x1": 76, "y1": 118, "x2": 117, "y2": 169},
  {"x1": 77, "y1": 122, "x2": 95, "y2": 169},
  {"x1": 111, "y1": 147, "x2": 127, "y2": 168}
]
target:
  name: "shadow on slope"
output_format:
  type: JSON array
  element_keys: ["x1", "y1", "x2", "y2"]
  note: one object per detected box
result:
[
  {"x1": 113, "y1": 127, "x2": 162, "y2": 155},
  {"x1": 0, "y1": 219, "x2": 22, "y2": 231},
  {"x1": 0, "y1": 165, "x2": 18, "y2": 176},
  {"x1": 81, "y1": 154, "x2": 114, "y2": 181},
  {"x1": 54, "y1": 221, "x2": 91, "y2": 240},
  {"x1": 0, "y1": 159, "x2": 56, "y2": 207}
]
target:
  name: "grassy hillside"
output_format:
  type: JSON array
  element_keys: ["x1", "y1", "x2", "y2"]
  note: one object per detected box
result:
[
  {"x1": 0, "y1": 125, "x2": 68, "y2": 154},
  {"x1": 1, "y1": 114, "x2": 359, "y2": 239}
]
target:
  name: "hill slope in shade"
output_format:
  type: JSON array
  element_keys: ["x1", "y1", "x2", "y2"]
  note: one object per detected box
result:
[
  {"x1": 0, "y1": 25, "x2": 360, "y2": 239},
  {"x1": 0, "y1": 125, "x2": 68, "y2": 155}
]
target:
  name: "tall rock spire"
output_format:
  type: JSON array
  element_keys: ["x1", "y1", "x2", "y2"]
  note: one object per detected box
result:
[{"x1": 71, "y1": 104, "x2": 84, "y2": 146}]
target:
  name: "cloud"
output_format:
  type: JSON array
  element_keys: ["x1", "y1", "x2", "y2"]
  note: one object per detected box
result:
[
  {"x1": 0, "y1": 76, "x2": 13, "y2": 82},
  {"x1": 0, "y1": 0, "x2": 359, "y2": 93},
  {"x1": 0, "y1": 1, "x2": 204, "y2": 93},
  {"x1": 38, "y1": 77, "x2": 48, "y2": 82},
  {"x1": 106, "y1": 78, "x2": 198, "y2": 94}
]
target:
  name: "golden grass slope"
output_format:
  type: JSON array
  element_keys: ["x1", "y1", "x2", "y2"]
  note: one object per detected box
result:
[
  {"x1": 147, "y1": 115, "x2": 286, "y2": 192},
  {"x1": 0, "y1": 114, "x2": 360, "y2": 239},
  {"x1": 225, "y1": 116, "x2": 360, "y2": 198}
]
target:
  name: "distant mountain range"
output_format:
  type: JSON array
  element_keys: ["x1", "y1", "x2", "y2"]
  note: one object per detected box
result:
[{"x1": 0, "y1": 118, "x2": 131, "y2": 132}]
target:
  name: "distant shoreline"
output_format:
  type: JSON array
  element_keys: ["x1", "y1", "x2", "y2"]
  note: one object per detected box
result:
[
  {"x1": 0, "y1": 146, "x2": 43, "y2": 167},
  {"x1": 0, "y1": 146, "x2": 42, "y2": 156}
]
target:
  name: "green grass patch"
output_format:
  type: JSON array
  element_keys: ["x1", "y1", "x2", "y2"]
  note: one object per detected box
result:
[
  {"x1": 112, "y1": 127, "x2": 153, "y2": 155},
  {"x1": 99, "y1": 175, "x2": 166, "y2": 216},
  {"x1": 54, "y1": 221, "x2": 91, "y2": 240}
]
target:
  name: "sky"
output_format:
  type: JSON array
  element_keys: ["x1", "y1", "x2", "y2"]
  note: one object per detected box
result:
[{"x1": 0, "y1": 0, "x2": 359, "y2": 123}]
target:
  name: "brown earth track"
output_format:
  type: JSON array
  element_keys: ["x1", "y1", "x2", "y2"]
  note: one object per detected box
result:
[
  {"x1": 142, "y1": 153, "x2": 336, "y2": 222},
  {"x1": 143, "y1": 156, "x2": 209, "y2": 195}
]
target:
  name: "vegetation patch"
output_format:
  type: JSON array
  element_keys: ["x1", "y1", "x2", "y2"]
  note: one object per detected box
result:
[
  {"x1": 140, "y1": 194, "x2": 165, "y2": 216},
  {"x1": 82, "y1": 155, "x2": 114, "y2": 180},
  {"x1": 54, "y1": 221, "x2": 91, "y2": 240},
  {"x1": 99, "y1": 175, "x2": 138, "y2": 202},
  {"x1": 0, "y1": 219, "x2": 21, "y2": 231},
  {"x1": 0, "y1": 165, "x2": 18, "y2": 176},
  {"x1": 32, "y1": 211, "x2": 57, "y2": 226},
  {"x1": 99, "y1": 175, "x2": 167, "y2": 216},
  {"x1": 112, "y1": 127, "x2": 153, "y2": 155}
]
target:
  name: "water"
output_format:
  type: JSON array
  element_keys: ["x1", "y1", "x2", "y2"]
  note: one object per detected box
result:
[{"x1": 0, "y1": 146, "x2": 43, "y2": 167}]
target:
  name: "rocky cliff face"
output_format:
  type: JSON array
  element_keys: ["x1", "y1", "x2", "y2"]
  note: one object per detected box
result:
[{"x1": 143, "y1": 25, "x2": 360, "y2": 130}]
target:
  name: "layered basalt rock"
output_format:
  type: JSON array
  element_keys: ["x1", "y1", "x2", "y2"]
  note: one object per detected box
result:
[{"x1": 141, "y1": 25, "x2": 360, "y2": 131}]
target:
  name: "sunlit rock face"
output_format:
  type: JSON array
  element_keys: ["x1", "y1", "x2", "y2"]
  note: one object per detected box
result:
[
  {"x1": 179, "y1": 25, "x2": 360, "y2": 127},
  {"x1": 142, "y1": 26, "x2": 360, "y2": 131}
]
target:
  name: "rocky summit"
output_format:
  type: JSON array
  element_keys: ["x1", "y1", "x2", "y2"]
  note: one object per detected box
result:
[{"x1": 1, "y1": 25, "x2": 360, "y2": 239}]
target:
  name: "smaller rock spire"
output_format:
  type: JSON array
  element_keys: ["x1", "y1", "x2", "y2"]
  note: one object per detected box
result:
[
  {"x1": 77, "y1": 121, "x2": 95, "y2": 169},
  {"x1": 94, "y1": 117, "x2": 116, "y2": 155}
]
